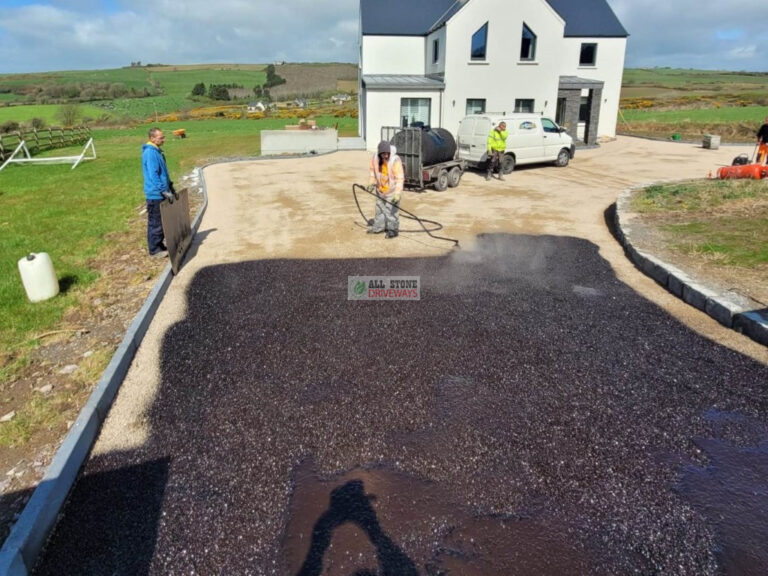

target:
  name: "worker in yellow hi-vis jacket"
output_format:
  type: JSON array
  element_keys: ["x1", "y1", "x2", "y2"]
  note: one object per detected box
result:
[{"x1": 486, "y1": 121, "x2": 508, "y2": 181}]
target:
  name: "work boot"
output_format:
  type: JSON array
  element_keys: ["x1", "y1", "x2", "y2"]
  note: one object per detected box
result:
[
  {"x1": 385, "y1": 230, "x2": 399, "y2": 239},
  {"x1": 498, "y1": 174, "x2": 505, "y2": 181}
]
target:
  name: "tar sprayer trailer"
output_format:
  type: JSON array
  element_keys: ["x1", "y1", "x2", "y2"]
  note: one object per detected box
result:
[{"x1": 381, "y1": 126, "x2": 466, "y2": 191}]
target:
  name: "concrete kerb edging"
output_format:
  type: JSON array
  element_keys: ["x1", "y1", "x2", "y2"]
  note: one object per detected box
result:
[
  {"x1": 614, "y1": 184, "x2": 768, "y2": 347},
  {"x1": 0, "y1": 170, "x2": 209, "y2": 576}
]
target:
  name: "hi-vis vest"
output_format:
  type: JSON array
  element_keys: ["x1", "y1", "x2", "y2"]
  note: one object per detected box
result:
[
  {"x1": 487, "y1": 128, "x2": 508, "y2": 153},
  {"x1": 369, "y1": 153, "x2": 404, "y2": 196}
]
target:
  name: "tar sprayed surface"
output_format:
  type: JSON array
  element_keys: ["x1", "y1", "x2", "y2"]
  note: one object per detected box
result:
[{"x1": 35, "y1": 235, "x2": 768, "y2": 575}]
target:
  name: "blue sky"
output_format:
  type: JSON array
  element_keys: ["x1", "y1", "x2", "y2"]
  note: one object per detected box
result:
[{"x1": 0, "y1": 0, "x2": 766, "y2": 74}]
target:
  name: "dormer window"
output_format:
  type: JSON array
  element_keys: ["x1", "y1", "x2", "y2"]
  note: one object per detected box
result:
[
  {"x1": 471, "y1": 23, "x2": 488, "y2": 61},
  {"x1": 520, "y1": 23, "x2": 536, "y2": 61}
]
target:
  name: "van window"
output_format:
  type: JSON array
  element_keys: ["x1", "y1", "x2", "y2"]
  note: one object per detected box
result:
[
  {"x1": 542, "y1": 118, "x2": 559, "y2": 133},
  {"x1": 473, "y1": 119, "x2": 491, "y2": 136},
  {"x1": 459, "y1": 118, "x2": 476, "y2": 137}
]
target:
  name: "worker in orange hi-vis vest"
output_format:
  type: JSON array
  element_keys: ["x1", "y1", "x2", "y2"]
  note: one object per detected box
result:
[
  {"x1": 366, "y1": 140, "x2": 404, "y2": 239},
  {"x1": 757, "y1": 116, "x2": 768, "y2": 164}
]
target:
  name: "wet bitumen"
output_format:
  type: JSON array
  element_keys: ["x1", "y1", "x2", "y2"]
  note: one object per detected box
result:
[{"x1": 35, "y1": 234, "x2": 768, "y2": 575}]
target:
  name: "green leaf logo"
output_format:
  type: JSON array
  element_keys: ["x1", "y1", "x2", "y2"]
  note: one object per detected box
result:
[{"x1": 353, "y1": 280, "x2": 366, "y2": 295}]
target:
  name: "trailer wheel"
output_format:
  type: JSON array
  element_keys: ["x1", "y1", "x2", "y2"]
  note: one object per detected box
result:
[
  {"x1": 447, "y1": 166, "x2": 463, "y2": 188},
  {"x1": 434, "y1": 169, "x2": 449, "y2": 191},
  {"x1": 501, "y1": 153, "x2": 516, "y2": 174}
]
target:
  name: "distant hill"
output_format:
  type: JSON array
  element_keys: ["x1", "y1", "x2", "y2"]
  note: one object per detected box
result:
[{"x1": 0, "y1": 63, "x2": 358, "y2": 123}]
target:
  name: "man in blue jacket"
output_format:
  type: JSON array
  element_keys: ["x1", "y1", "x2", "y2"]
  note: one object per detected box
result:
[{"x1": 142, "y1": 127, "x2": 174, "y2": 257}]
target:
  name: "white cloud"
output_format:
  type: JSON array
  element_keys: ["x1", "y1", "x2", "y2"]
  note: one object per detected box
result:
[
  {"x1": 0, "y1": 0, "x2": 359, "y2": 72},
  {"x1": 0, "y1": 1, "x2": 766, "y2": 73},
  {"x1": 606, "y1": 0, "x2": 768, "y2": 70}
]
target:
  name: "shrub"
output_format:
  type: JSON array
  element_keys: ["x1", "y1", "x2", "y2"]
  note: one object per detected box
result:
[
  {"x1": 56, "y1": 103, "x2": 81, "y2": 127},
  {"x1": 0, "y1": 120, "x2": 20, "y2": 133},
  {"x1": 31, "y1": 117, "x2": 46, "y2": 129}
]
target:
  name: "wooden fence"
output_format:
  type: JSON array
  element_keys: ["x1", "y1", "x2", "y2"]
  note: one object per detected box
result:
[{"x1": 0, "y1": 126, "x2": 91, "y2": 161}]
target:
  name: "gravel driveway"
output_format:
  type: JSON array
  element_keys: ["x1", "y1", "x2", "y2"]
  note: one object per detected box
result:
[{"x1": 34, "y1": 138, "x2": 768, "y2": 575}]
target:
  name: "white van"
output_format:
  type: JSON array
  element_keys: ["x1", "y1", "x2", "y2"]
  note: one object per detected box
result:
[{"x1": 456, "y1": 113, "x2": 574, "y2": 173}]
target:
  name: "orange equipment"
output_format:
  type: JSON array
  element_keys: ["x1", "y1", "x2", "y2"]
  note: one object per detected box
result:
[{"x1": 717, "y1": 163, "x2": 768, "y2": 180}]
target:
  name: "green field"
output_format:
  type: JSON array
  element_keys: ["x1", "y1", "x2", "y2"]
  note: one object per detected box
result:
[
  {"x1": 149, "y1": 68, "x2": 266, "y2": 97},
  {"x1": 619, "y1": 68, "x2": 768, "y2": 140},
  {"x1": 623, "y1": 68, "x2": 768, "y2": 89},
  {"x1": 621, "y1": 105, "x2": 768, "y2": 123},
  {"x1": 0, "y1": 116, "x2": 357, "y2": 361},
  {"x1": 0, "y1": 103, "x2": 109, "y2": 125}
]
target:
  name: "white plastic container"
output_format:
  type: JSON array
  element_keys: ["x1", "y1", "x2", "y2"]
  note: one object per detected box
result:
[{"x1": 18, "y1": 252, "x2": 59, "y2": 302}]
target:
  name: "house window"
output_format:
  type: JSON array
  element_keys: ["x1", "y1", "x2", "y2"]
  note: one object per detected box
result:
[
  {"x1": 515, "y1": 99, "x2": 534, "y2": 113},
  {"x1": 466, "y1": 99, "x2": 486, "y2": 115},
  {"x1": 433, "y1": 39, "x2": 439, "y2": 64},
  {"x1": 520, "y1": 24, "x2": 536, "y2": 61},
  {"x1": 471, "y1": 23, "x2": 488, "y2": 60},
  {"x1": 400, "y1": 98, "x2": 431, "y2": 127},
  {"x1": 580, "y1": 43, "x2": 597, "y2": 66}
]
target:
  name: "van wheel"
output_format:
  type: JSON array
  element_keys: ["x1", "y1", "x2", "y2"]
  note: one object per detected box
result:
[
  {"x1": 447, "y1": 166, "x2": 462, "y2": 187},
  {"x1": 434, "y1": 169, "x2": 449, "y2": 191},
  {"x1": 555, "y1": 148, "x2": 570, "y2": 167},
  {"x1": 501, "y1": 154, "x2": 516, "y2": 174}
]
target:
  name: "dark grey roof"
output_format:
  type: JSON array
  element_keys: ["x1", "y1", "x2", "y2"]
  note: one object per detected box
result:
[
  {"x1": 362, "y1": 75, "x2": 445, "y2": 90},
  {"x1": 360, "y1": 0, "x2": 459, "y2": 35},
  {"x1": 360, "y1": 0, "x2": 628, "y2": 38},
  {"x1": 545, "y1": 0, "x2": 628, "y2": 37},
  {"x1": 559, "y1": 75, "x2": 605, "y2": 88}
]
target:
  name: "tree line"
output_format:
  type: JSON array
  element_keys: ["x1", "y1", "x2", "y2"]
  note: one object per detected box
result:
[{"x1": 0, "y1": 82, "x2": 159, "y2": 105}]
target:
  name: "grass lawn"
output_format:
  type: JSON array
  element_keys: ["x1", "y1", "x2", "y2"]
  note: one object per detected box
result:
[
  {"x1": 630, "y1": 179, "x2": 768, "y2": 268},
  {"x1": 0, "y1": 116, "x2": 357, "y2": 362}
]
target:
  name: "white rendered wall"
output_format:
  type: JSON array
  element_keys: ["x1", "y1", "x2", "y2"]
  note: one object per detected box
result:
[
  {"x1": 440, "y1": 0, "x2": 567, "y2": 137},
  {"x1": 362, "y1": 36, "x2": 426, "y2": 75},
  {"x1": 363, "y1": 90, "x2": 442, "y2": 151},
  {"x1": 560, "y1": 37, "x2": 627, "y2": 138},
  {"x1": 426, "y1": 27, "x2": 447, "y2": 77}
]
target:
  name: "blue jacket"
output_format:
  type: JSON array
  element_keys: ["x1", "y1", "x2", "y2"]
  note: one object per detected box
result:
[{"x1": 142, "y1": 142, "x2": 170, "y2": 200}]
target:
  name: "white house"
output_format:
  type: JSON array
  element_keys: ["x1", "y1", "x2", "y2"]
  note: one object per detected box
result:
[{"x1": 359, "y1": 0, "x2": 628, "y2": 151}]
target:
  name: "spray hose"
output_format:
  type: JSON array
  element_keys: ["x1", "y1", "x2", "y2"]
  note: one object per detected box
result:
[{"x1": 352, "y1": 184, "x2": 460, "y2": 247}]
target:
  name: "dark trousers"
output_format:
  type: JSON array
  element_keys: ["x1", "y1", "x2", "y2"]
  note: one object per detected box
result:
[
  {"x1": 146, "y1": 199, "x2": 165, "y2": 254},
  {"x1": 487, "y1": 150, "x2": 502, "y2": 176}
]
